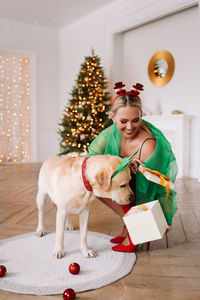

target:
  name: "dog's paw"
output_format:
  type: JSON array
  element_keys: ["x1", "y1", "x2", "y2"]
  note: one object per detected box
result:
[
  {"x1": 83, "y1": 249, "x2": 97, "y2": 258},
  {"x1": 65, "y1": 223, "x2": 74, "y2": 231},
  {"x1": 35, "y1": 229, "x2": 45, "y2": 237},
  {"x1": 53, "y1": 250, "x2": 64, "y2": 259},
  {"x1": 65, "y1": 216, "x2": 74, "y2": 231}
]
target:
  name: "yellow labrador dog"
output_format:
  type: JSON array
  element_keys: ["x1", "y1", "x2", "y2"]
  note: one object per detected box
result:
[{"x1": 35, "y1": 155, "x2": 133, "y2": 259}]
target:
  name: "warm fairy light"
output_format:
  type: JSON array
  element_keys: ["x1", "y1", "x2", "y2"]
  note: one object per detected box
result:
[{"x1": 0, "y1": 54, "x2": 31, "y2": 163}]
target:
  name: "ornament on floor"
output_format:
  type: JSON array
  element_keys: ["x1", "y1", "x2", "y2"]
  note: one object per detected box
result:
[
  {"x1": 0, "y1": 265, "x2": 7, "y2": 277},
  {"x1": 69, "y1": 263, "x2": 80, "y2": 275},
  {"x1": 63, "y1": 288, "x2": 76, "y2": 300}
]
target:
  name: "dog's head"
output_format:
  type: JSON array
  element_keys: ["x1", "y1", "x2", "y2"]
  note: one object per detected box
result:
[{"x1": 87, "y1": 155, "x2": 133, "y2": 205}]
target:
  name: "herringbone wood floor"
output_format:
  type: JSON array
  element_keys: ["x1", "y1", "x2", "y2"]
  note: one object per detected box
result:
[{"x1": 0, "y1": 163, "x2": 200, "y2": 300}]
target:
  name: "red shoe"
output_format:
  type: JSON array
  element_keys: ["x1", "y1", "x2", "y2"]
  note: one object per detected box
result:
[
  {"x1": 110, "y1": 236, "x2": 126, "y2": 244},
  {"x1": 112, "y1": 234, "x2": 138, "y2": 253},
  {"x1": 147, "y1": 241, "x2": 151, "y2": 251}
]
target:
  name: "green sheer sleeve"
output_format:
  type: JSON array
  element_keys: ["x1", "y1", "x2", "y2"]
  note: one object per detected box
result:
[
  {"x1": 157, "y1": 190, "x2": 177, "y2": 226},
  {"x1": 88, "y1": 133, "x2": 106, "y2": 155},
  {"x1": 88, "y1": 125, "x2": 114, "y2": 155},
  {"x1": 155, "y1": 152, "x2": 178, "y2": 225}
]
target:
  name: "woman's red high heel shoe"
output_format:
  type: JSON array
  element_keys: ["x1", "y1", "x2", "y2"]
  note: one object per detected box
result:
[
  {"x1": 110, "y1": 225, "x2": 127, "y2": 244},
  {"x1": 110, "y1": 204, "x2": 132, "y2": 244},
  {"x1": 110, "y1": 235, "x2": 126, "y2": 244},
  {"x1": 112, "y1": 234, "x2": 138, "y2": 253}
]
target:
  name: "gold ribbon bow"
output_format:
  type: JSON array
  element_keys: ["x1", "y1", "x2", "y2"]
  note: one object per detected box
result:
[
  {"x1": 142, "y1": 168, "x2": 170, "y2": 197},
  {"x1": 137, "y1": 204, "x2": 148, "y2": 211}
]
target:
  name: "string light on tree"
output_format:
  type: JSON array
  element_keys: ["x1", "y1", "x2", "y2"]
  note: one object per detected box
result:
[{"x1": 58, "y1": 50, "x2": 112, "y2": 155}]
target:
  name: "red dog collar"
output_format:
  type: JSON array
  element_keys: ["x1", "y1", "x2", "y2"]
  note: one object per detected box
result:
[{"x1": 82, "y1": 157, "x2": 93, "y2": 192}]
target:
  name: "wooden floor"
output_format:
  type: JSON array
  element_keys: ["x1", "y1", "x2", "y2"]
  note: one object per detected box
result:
[{"x1": 0, "y1": 163, "x2": 200, "y2": 300}]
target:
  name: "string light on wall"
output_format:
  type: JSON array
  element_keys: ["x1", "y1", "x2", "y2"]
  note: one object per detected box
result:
[{"x1": 0, "y1": 54, "x2": 31, "y2": 163}]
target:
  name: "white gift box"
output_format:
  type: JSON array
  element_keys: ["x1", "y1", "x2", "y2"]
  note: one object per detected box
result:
[
  {"x1": 138, "y1": 165, "x2": 175, "y2": 191},
  {"x1": 123, "y1": 200, "x2": 167, "y2": 244}
]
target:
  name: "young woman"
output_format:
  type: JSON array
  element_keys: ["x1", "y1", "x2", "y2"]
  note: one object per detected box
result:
[{"x1": 88, "y1": 82, "x2": 178, "y2": 252}]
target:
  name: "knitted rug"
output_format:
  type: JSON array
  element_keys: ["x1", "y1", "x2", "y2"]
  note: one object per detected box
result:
[{"x1": 0, "y1": 231, "x2": 136, "y2": 295}]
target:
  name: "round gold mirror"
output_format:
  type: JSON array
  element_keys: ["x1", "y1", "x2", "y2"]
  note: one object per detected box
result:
[{"x1": 148, "y1": 50, "x2": 175, "y2": 86}]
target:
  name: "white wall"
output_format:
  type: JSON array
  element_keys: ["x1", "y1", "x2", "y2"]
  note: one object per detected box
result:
[
  {"x1": 122, "y1": 7, "x2": 199, "y2": 114},
  {"x1": 122, "y1": 6, "x2": 200, "y2": 179},
  {"x1": 59, "y1": 13, "x2": 109, "y2": 113},
  {"x1": 0, "y1": 21, "x2": 60, "y2": 161}
]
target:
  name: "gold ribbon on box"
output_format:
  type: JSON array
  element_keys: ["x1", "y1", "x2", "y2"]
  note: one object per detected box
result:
[
  {"x1": 141, "y1": 168, "x2": 170, "y2": 197},
  {"x1": 137, "y1": 204, "x2": 148, "y2": 211}
]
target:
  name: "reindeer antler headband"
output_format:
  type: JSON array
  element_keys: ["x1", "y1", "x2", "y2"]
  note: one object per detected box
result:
[{"x1": 112, "y1": 82, "x2": 144, "y2": 105}]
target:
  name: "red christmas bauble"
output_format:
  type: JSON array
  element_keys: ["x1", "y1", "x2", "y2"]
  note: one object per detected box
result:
[
  {"x1": 69, "y1": 263, "x2": 80, "y2": 275},
  {"x1": 63, "y1": 288, "x2": 76, "y2": 300},
  {"x1": 0, "y1": 265, "x2": 6, "y2": 277}
]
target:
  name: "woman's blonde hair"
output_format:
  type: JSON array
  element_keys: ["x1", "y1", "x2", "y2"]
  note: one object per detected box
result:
[{"x1": 111, "y1": 94, "x2": 150, "y2": 132}]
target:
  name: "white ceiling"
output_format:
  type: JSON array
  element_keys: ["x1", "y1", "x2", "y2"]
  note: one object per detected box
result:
[{"x1": 0, "y1": 0, "x2": 120, "y2": 31}]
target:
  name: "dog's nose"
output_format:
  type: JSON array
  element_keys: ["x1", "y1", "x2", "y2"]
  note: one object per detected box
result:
[{"x1": 128, "y1": 194, "x2": 134, "y2": 202}]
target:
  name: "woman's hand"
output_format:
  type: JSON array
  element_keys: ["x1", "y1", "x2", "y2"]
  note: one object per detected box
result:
[
  {"x1": 165, "y1": 225, "x2": 172, "y2": 234},
  {"x1": 129, "y1": 159, "x2": 143, "y2": 174}
]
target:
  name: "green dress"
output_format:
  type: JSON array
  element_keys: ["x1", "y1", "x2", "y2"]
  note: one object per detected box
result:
[{"x1": 88, "y1": 120, "x2": 178, "y2": 225}]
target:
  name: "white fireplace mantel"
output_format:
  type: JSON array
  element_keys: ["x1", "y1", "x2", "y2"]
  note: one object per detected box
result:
[{"x1": 142, "y1": 114, "x2": 192, "y2": 178}]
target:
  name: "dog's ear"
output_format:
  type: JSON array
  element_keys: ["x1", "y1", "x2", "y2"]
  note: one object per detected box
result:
[{"x1": 94, "y1": 169, "x2": 112, "y2": 192}]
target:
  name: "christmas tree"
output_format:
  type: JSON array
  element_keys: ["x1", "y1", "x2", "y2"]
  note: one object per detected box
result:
[{"x1": 58, "y1": 50, "x2": 112, "y2": 155}]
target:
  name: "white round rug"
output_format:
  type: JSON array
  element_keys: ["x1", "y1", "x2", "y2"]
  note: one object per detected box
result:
[{"x1": 0, "y1": 231, "x2": 136, "y2": 295}]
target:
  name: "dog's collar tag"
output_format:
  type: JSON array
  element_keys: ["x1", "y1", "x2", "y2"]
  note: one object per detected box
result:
[{"x1": 82, "y1": 157, "x2": 93, "y2": 192}]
